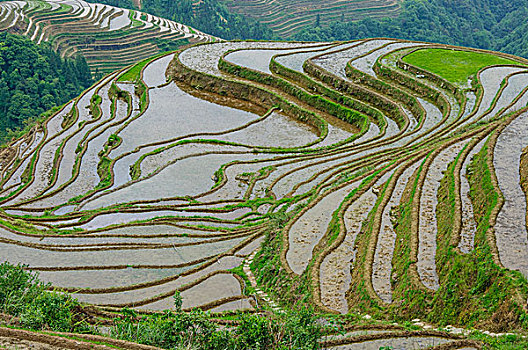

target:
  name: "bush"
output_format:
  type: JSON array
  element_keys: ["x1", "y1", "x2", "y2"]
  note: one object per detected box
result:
[
  {"x1": 0, "y1": 262, "x2": 43, "y2": 316},
  {"x1": 111, "y1": 308, "x2": 219, "y2": 348},
  {"x1": 236, "y1": 314, "x2": 273, "y2": 349},
  {"x1": 235, "y1": 309, "x2": 321, "y2": 350},
  {"x1": 20, "y1": 292, "x2": 85, "y2": 332},
  {"x1": 111, "y1": 307, "x2": 322, "y2": 349},
  {"x1": 173, "y1": 291, "x2": 183, "y2": 312},
  {"x1": 0, "y1": 262, "x2": 89, "y2": 333}
]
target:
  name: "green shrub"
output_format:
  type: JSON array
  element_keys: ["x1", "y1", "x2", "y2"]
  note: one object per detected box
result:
[
  {"x1": 0, "y1": 262, "x2": 43, "y2": 316},
  {"x1": 111, "y1": 308, "x2": 219, "y2": 348},
  {"x1": 111, "y1": 307, "x2": 321, "y2": 349},
  {"x1": 20, "y1": 291, "x2": 84, "y2": 332},
  {"x1": 236, "y1": 310, "x2": 322, "y2": 350},
  {"x1": 173, "y1": 292, "x2": 183, "y2": 312},
  {"x1": 0, "y1": 262, "x2": 89, "y2": 333},
  {"x1": 236, "y1": 314, "x2": 272, "y2": 349}
]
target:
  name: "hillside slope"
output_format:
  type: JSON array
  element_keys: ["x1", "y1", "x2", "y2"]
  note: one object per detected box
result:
[
  {"x1": 294, "y1": 0, "x2": 528, "y2": 58},
  {"x1": 218, "y1": 0, "x2": 401, "y2": 38},
  {"x1": 0, "y1": 0, "x2": 214, "y2": 74},
  {"x1": 0, "y1": 39, "x2": 527, "y2": 343},
  {"x1": 84, "y1": 0, "x2": 274, "y2": 40},
  {"x1": 0, "y1": 32, "x2": 93, "y2": 142}
]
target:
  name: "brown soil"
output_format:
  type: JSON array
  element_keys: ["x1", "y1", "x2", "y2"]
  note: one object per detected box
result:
[
  {"x1": 521, "y1": 146, "x2": 528, "y2": 230},
  {"x1": 0, "y1": 327, "x2": 163, "y2": 350},
  {"x1": 175, "y1": 80, "x2": 268, "y2": 117},
  {"x1": 0, "y1": 336, "x2": 69, "y2": 350},
  {"x1": 0, "y1": 147, "x2": 16, "y2": 170}
]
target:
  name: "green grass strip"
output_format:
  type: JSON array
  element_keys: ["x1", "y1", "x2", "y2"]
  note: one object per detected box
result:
[
  {"x1": 402, "y1": 48, "x2": 523, "y2": 84},
  {"x1": 117, "y1": 52, "x2": 172, "y2": 82}
]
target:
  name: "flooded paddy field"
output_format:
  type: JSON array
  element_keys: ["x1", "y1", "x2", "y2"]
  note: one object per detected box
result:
[{"x1": 0, "y1": 38, "x2": 527, "y2": 343}]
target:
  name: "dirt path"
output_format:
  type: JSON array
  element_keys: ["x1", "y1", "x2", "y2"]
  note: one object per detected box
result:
[{"x1": 0, "y1": 336, "x2": 69, "y2": 350}]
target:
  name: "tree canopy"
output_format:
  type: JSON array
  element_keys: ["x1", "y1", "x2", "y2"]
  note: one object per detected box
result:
[
  {"x1": 293, "y1": 0, "x2": 528, "y2": 58},
  {"x1": 0, "y1": 32, "x2": 93, "y2": 142}
]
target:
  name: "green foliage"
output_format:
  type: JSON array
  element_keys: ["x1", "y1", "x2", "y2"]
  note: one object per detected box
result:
[
  {"x1": 173, "y1": 291, "x2": 182, "y2": 312},
  {"x1": 402, "y1": 49, "x2": 522, "y2": 84},
  {"x1": 0, "y1": 262, "x2": 89, "y2": 333},
  {"x1": 111, "y1": 308, "x2": 217, "y2": 348},
  {"x1": 0, "y1": 262, "x2": 42, "y2": 316},
  {"x1": 96, "y1": 156, "x2": 112, "y2": 189},
  {"x1": 235, "y1": 310, "x2": 321, "y2": 350},
  {"x1": 470, "y1": 331, "x2": 528, "y2": 349},
  {"x1": 155, "y1": 37, "x2": 190, "y2": 53},
  {"x1": 83, "y1": 0, "x2": 134, "y2": 8},
  {"x1": 20, "y1": 292, "x2": 84, "y2": 332},
  {"x1": 111, "y1": 307, "x2": 321, "y2": 349},
  {"x1": 0, "y1": 32, "x2": 93, "y2": 143},
  {"x1": 118, "y1": 54, "x2": 165, "y2": 82},
  {"x1": 90, "y1": 94, "x2": 102, "y2": 119},
  {"x1": 294, "y1": 0, "x2": 528, "y2": 59},
  {"x1": 134, "y1": 80, "x2": 148, "y2": 111},
  {"x1": 143, "y1": 0, "x2": 273, "y2": 40}
]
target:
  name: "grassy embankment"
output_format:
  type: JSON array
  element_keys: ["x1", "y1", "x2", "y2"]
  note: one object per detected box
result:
[
  {"x1": 117, "y1": 52, "x2": 173, "y2": 83},
  {"x1": 0, "y1": 262, "x2": 322, "y2": 349}
]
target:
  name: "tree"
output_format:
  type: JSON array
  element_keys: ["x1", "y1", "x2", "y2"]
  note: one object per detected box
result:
[
  {"x1": 0, "y1": 32, "x2": 94, "y2": 143},
  {"x1": 173, "y1": 291, "x2": 182, "y2": 312}
]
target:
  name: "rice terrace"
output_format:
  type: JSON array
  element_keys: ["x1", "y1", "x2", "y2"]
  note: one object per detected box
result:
[
  {"x1": 0, "y1": 0, "x2": 528, "y2": 349},
  {"x1": 0, "y1": 0, "x2": 213, "y2": 73},
  {"x1": 219, "y1": 0, "x2": 400, "y2": 37}
]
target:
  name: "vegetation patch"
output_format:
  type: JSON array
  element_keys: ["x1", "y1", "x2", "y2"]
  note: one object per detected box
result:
[
  {"x1": 118, "y1": 52, "x2": 171, "y2": 83},
  {"x1": 450, "y1": 139, "x2": 528, "y2": 331},
  {"x1": 0, "y1": 32, "x2": 92, "y2": 142},
  {"x1": 0, "y1": 262, "x2": 90, "y2": 333},
  {"x1": 402, "y1": 48, "x2": 522, "y2": 84}
]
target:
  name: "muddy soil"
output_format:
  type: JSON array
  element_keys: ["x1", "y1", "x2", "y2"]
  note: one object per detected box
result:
[{"x1": 0, "y1": 336, "x2": 69, "y2": 350}]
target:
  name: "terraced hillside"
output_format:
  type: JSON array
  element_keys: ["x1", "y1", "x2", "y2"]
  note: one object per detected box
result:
[
  {"x1": 0, "y1": 38, "x2": 528, "y2": 347},
  {"x1": 0, "y1": 0, "x2": 213, "y2": 73},
  {"x1": 220, "y1": 0, "x2": 400, "y2": 37}
]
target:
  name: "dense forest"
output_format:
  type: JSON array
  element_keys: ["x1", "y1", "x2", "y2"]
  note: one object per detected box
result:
[
  {"x1": 87, "y1": 0, "x2": 274, "y2": 40},
  {"x1": 0, "y1": 32, "x2": 93, "y2": 142},
  {"x1": 293, "y1": 0, "x2": 528, "y2": 58}
]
